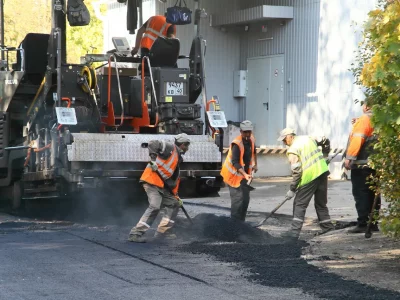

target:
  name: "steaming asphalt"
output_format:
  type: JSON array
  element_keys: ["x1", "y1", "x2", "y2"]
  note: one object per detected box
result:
[{"x1": 1, "y1": 181, "x2": 399, "y2": 300}]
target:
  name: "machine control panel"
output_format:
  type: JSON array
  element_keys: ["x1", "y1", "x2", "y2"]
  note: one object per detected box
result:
[{"x1": 112, "y1": 37, "x2": 131, "y2": 55}]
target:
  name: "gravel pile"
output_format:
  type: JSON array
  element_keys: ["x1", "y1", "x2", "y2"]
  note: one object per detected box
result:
[
  {"x1": 180, "y1": 231, "x2": 400, "y2": 300},
  {"x1": 175, "y1": 213, "x2": 278, "y2": 244}
]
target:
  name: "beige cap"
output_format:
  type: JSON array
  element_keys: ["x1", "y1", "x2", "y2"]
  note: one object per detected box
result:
[
  {"x1": 240, "y1": 120, "x2": 254, "y2": 131},
  {"x1": 175, "y1": 133, "x2": 191, "y2": 144},
  {"x1": 277, "y1": 128, "x2": 296, "y2": 141}
]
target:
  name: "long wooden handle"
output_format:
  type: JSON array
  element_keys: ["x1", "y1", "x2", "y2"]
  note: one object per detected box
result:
[
  {"x1": 181, "y1": 205, "x2": 194, "y2": 225},
  {"x1": 255, "y1": 197, "x2": 290, "y2": 227}
]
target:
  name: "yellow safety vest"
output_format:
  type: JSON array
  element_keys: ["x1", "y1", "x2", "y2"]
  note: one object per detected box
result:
[{"x1": 287, "y1": 136, "x2": 328, "y2": 187}]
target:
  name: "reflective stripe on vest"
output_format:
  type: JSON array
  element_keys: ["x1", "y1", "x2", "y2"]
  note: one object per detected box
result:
[
  {"x1": 155, "y1": 149, "x2": 178, "y2": 180},
  {"x1": 220, "y1": 135, "x2": 256, "y2": 188},
  {"x1": 346, "y1": 113, "x2": 375, "y2": 165},
  {"x1": 288, "y1": 136, "x2": 328, "y2": 187},
  {"x1": 141, "y1": 16, "x2": 171, "y2": 50},
  {"x1": 140, "y1": 146, "x2": 179, "y2": 189}
]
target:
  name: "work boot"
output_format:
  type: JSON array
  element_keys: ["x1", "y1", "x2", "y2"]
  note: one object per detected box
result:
[
  {"x1": 128, "y1": 234, "x2": 146, "y2": 243},
  {"x1": 280, "y1": 230, "x2": 300, "y2": 240},
  {"x1": 370, "y1": 224, "x2": 379, "y2": 232},
  {"x1": 347, "y1": 225, "x2": 367, "y2": 233},
  {"x1": 154, "y1": 231, "x2": 177, "y2": 240},
  {"x1": 315, "y1": 227, "x2": 334, "y2": 236}
]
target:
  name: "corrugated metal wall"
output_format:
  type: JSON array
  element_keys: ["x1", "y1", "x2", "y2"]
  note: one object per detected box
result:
[{"x1": 155, "y1": 0, "x2": 242, "y2": 122}]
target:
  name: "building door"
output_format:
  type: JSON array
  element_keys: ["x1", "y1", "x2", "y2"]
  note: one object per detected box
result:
[{"x1": 246, "y1": 55, "x2": 284, "y2": 146}]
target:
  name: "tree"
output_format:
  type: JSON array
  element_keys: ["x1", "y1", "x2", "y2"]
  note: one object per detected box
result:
[
  {"x1": 4, "y1": 0, "x2": 51, "y2": 49},
  {"x1": 352, "y1": 0, "x2": 400, "y2": 238},
  {"x1": 66, "y1": 0, "x2": 106, "y2": 63},
  {"x1": 4, "y1": 0, "x2": 105, "y2": 64}
]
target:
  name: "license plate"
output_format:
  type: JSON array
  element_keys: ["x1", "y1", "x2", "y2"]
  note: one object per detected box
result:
[{"x1": 166, "y1": 82, "x2": 184, "y2": 96}]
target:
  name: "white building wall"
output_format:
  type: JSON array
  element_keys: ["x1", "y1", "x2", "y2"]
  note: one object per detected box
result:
[
  {"x1": 237, "y1": 0, "x2": 378, "y2": 149},
  {"x1": 308, "y1": 0, "x2": 379, "y2": 149}
]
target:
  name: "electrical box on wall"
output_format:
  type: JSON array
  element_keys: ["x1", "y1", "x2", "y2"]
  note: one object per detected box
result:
[{"x1": 233, "y1": 70, "x2": 247, "y2": 98}]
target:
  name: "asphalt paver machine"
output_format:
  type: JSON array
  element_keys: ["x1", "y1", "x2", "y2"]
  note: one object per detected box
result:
[{"x1": 0, "y1": 0, "x2": 226, "y2": 208}]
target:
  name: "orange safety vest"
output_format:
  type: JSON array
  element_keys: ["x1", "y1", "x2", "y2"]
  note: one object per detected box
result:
[
  {"x1": 140, "y1": 146, "x2": 180, "y2": 195},
  {"x1": 141, "y1": 16, "x2": 173, "y2": 50},
  {"x1": 220, "y1": 135, "x2": 256, "y2": 188},
  {"x1": 345, "y1": 112, "x2": 375, "y2": 165}
]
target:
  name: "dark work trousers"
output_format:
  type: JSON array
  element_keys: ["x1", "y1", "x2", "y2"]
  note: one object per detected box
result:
[
  {"x1": 351, "y1": 168, "x2": 381, "y2": 226},
  {"x1": 291, "y1": 172, "x2": 334, "y2": 233},
  {"x1": 229, "y1": 180, "x2": 250, "y2": 221}
]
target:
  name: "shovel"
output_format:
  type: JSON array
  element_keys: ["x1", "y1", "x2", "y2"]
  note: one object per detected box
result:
[
  {"x1": 365, "y1": 193, "x2": 380, "y2": 239},
  {"x1": 242, "y1": 170, "x2": 255, "y2": 191},
  {"x1": 254, "y1": 152, "x2": 340, "y2": 228},
  {"x1": 254, "y1": 196, "x2": 291, "y2": 228},
  {"x1": 149, "y1": 161, "x2": 194, "y2": 225}
]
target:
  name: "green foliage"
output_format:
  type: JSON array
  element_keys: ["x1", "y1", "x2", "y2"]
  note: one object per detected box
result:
[
  {"x1": 352, "y1": 0, "x2": 400, "y2": 238},
  {"x1": 4, "y1": 0, "x2": 51, "y2": 63},
  {"x1": 66, "y1": 0, "x2": 106, "y2": 63},
  {"x1": 4, "y1": 0, "x2": 105, "y2": 64}
]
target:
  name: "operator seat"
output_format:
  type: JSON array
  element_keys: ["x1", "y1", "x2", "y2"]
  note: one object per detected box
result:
[
  {"x1": 140, "y1": 37, "x2": 180, "y2": 75},
  {"x1": 14, "y1": 33, "x2": 50, "y2": 85},
  {"x1": 149, "y1": 37, "x2": 180, "y2": 67}
]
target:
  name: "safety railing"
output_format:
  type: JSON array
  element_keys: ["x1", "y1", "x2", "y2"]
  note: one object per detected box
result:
[{"x1": 0, "y1": 46, "x2": 24, "y2": 71}]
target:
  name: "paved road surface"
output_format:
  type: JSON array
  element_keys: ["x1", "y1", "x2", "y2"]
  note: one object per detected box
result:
[{"x1": 0, "y1": 180, "x2": 399, "y2": 300}]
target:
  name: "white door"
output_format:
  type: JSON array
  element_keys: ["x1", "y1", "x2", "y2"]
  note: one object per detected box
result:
[{"x1": 246, "y1": 56, "x2": 284, "y2": 146}]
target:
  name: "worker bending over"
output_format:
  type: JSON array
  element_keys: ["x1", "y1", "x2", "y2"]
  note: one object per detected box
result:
[
  {"x1": 131, "y1": 15, "x2": 176, "y2": 57},
  {"x1": 221, "y1": 120, "x2": 258, "y2": 221},
  {"x1": 128, "y1": 133, "x2": 190, "y2": 243},
  {"x1": 278, "y1": 128, "x2": 335, "y2": 239}
]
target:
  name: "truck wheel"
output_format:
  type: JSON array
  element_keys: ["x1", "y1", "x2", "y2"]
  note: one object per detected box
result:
[
  {"x1": 196, "y1": 181, "x2": 220, "y2": 197},
  {"x1": 12, "y1": 181, "x2": 22, "y2": 210}
]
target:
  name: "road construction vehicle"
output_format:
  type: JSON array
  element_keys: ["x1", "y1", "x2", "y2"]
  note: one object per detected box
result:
[{"x1": 0, "y1": 0, "x2": 225, "y2": 208}]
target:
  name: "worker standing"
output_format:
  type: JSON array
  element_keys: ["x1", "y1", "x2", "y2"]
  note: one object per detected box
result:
[
  {"x1": 278, "y1": 128, "x2": 335, "y2": 239},
  {"x1": 128, "y1": 133, "x2": 190, "y2": 243},
  {"x1": 344, "y1": 98, "x2": 380, "y2": 233},
  {"x1": 131, "y1": 15, "x2": 176, "y2": 56},
  {"x1": 221, "y1": 120, "x2": 258, "y2": 221}
]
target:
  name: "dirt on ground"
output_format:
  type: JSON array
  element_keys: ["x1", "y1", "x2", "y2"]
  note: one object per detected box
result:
[
  {"x1": 303, "y1": 229, "x2": 400, "y2": 293},
  {"x1": 171, "y1": 213, "x2": 400, "y2": 300}
]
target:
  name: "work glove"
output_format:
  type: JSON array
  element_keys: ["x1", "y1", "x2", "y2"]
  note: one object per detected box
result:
[
  {"x1": 286, "y1": 190, "x2": 295, "y2": 199},
  {"x1": 150, "y1": 162, "x2": 158, "y2": 172},
  {"x1": 176, "y1": 196, "x2": 183, "y2": 207}
]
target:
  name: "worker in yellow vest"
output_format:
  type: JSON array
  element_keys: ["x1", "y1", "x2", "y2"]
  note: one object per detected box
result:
[
  {"x1": 278, "y1": 128, "x2": 334, "y2": 239},
  {"x1": 128, "y1": 133, "x2": 190, "y2": 243},
  {"x1": 221, "y1": 120, "x2": 258, "y2": 221}
]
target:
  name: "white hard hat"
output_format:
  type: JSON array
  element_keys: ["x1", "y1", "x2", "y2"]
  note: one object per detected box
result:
[
  {"x1": 240, "y1": 120, "x2": 253, "y2": 131},
  {"x1": 175, "y1": 133, "x2": 191, "y2": 144}
]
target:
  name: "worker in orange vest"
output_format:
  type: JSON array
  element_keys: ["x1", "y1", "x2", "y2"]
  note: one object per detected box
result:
[
  {"x1": 131, "y1": 15, "x2": 176, "y2": 56},
  {"x1": 128, "y1": 133, "x2": 190, "y2": 243},
  {"x1": 344, "y1": 98, "x2": 380, "y2": 233},
  {"x1": 221, "y1": 120, "x2": 258, "y2": 221}
]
